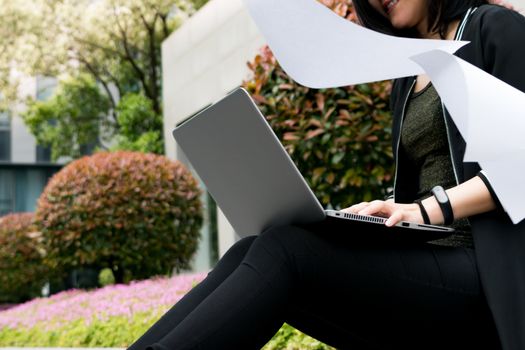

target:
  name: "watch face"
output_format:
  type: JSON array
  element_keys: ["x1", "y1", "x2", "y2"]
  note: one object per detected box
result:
[{"x1": 433, "y1": 187, "x2": 448, "y2": 203}]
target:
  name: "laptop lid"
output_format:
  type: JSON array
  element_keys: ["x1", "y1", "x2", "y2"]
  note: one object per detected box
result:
[{"x1": 172, "y1": 87, "x2": 326, "y2": 237}]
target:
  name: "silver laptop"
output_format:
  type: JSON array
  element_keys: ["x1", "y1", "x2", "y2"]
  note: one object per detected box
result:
[{"x1": 172, "y1": 87, "x2": 454, "y2": 238}]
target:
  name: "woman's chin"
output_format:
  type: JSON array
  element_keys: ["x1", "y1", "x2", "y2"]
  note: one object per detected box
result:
[{"x1": 389, "y1": 19, "x2": 413, "y2": 31}]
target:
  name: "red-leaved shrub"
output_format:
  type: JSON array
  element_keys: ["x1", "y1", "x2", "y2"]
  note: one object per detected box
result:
[
  {"x1": 36, "y1": 151, "x2": 203, "y2": 283},
  {"x1": 243, "y1": 0, "x2": 394, "y2": 207},
  {"x1": 0, "y1": 213, "x2": 47, "y2": 303}
]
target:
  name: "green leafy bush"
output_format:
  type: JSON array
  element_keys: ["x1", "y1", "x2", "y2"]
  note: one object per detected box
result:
[
  {"x1": 98, "y1": 268, "x2": 116, "y2": 287},
  {"x1": 22, "y1": 74, "x2": 111, "y2": 161},
  {"x1": 36, "y1": 151, "x2": 203, "y2": 283},
  {"x1": 242, "y1": 0, "x2": 394, "y2": 208},
  {"x1": 0, "y1": 312, "x2": 161, "y2": 348},
  {"x1": 0, "y1": 213, "x2": 48, "y2": 303},
  {"x1": 111, "y1": 93, "x2": 164, "y2": 154}
]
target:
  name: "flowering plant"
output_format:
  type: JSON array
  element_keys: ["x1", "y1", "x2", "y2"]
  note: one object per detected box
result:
[
  {"x1": 0, "y1": 273, "x2": 333, "y2": 349},
  {"x1": 0, "y1": 273, "x2": 206, "y2": 347}
]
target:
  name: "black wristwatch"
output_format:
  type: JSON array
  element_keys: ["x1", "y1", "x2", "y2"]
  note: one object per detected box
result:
[{"x1": 431, "y1": 186, "x2": 454, "y2": 225}]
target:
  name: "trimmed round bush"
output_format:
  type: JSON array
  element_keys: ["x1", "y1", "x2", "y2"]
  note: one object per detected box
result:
[
  {"x1": 36, "y1": 151, "x2": 203, "y2": 283},
  {"x1": 0, "y1": 213, "x2": 47, "y2": 303}
]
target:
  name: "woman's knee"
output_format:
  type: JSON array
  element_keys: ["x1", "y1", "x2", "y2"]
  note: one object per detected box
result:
[
  {"x1": 222, "y1": 235, "x2": 257, "y2": 261},
  {"x1": 208, "y1": 235, "x2": 257, "y2": 276},
  {"x1": 236, "y1": 226, "x2": 305, "y2": 280},
  {"x1": 259, "y1": 224, "x2": 299, "y2": 241},
  {"x1": 257, "y1": 224, "x2": 314, "y2": 256}
]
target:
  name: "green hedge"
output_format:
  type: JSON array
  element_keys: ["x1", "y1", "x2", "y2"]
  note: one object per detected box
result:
[
  {"x1": 0, "y1": 311, "x2": 160, "y2": 348},
  {"x1": 0, "y1": 314, "x2": 334, "y2": 349}
]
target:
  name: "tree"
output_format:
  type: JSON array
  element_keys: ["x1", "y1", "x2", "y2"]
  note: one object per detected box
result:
[
  {"x1": 0, "y1": 0, "x2": 205, "y2": 157},
  {"x1": 112, "y1": 92, "x2": 164, "y2": 154},
  {"x1": 22, "y1": 74, "x2": 111, "y2": 161}
]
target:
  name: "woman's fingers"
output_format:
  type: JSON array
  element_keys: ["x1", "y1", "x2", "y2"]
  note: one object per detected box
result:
[
  {"x1": 341, "y1": 202, "x2": 370, "y2": 214},
  {"x1": 385, "y1": 210, "x2": 404, "y2": 227},
  {"x1": 342, "y1": 200, "x2": 419, "y2": 227},
  {"x1": 358, "y1": 200, "x2": 389, "y2": 216}
]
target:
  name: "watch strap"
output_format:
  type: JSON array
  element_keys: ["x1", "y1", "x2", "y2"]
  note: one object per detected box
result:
[
  {"x1": 415, "y1": 199, "x2": 431, "y2": 225},
  {"x1": 431, "y1": 186, "x2": 454, "y2": 225}
]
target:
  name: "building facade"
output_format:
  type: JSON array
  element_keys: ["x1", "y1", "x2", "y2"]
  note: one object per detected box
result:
[{"x1": 0, "y1": 76, "x2": 62, "y2": 216}]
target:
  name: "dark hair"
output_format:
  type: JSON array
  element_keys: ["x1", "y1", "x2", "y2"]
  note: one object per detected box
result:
[{"x1": 352, "y1": 0, "x2": 489, "y2": 38}]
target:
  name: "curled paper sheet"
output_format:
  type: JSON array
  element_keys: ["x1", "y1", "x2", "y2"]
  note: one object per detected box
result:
[
  {"x1": 242, "y1": 0, "x2": 467, "y2": 88},
  {"x1": 411, "y1": 50, "x2": 525, "y2": 224}
]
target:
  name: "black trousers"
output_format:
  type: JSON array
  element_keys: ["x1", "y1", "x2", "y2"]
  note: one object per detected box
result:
[{"x1": 127, "y1": 222, "x2": 501, "y2": 350}]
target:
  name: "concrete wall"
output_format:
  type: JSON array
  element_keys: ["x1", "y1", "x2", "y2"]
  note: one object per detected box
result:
[
  {"x1": 10, "y1": 75, "x2": 38, "y2": 164},
  {"x1": 162, "y1": 0, "x2": 265, "y2": 264},
  {"x1": 11, "y1": 116, "x2": 37, "y2": 163}
]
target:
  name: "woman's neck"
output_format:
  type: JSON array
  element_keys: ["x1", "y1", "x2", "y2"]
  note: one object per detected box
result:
[{"x1": 419, "y1": 19, "x2": 461, "y2": 40}]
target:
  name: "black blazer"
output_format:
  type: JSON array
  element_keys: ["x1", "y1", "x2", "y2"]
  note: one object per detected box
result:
[{"x1": 390, "y1": 5, "x2": 525, "y2": 350}]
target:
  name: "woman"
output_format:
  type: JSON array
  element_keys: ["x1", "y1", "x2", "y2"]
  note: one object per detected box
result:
[{"x1": 128, "y1": 1, "x2": 525, "y2": 349}]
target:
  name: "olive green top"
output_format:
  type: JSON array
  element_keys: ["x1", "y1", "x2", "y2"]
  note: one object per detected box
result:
[{"x1": 401, "y1": 83, "x2": 473, "y2": 248}]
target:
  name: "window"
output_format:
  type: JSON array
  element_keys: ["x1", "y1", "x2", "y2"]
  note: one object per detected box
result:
[
  {"x1": 0, "y1": 112, "x2": 10, "y2": 161},
  {"x1": 0, "y1": 165, "x2": 61, "y2": 215},
  {"x1": 36, "y1": 145, "x2": 52, "y2": 163},
  {"x1": 0, "y1": 170, "x2": 14, "y2": 216}
]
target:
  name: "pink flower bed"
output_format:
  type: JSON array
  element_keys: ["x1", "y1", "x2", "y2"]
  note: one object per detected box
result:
[{"x1": 0, "y1": 272, "x2": 207, "y2": 331}]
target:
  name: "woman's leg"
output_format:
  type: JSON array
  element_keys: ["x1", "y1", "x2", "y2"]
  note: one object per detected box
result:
[
  {"x1": 282, "y1": 241, "x2": 500, "y2": 350},
  {"x1": 145, "y1": 225, "x2": 315, "y2": 350},
  {"x1": 127, "y1": 235, "x2": 257, "y2": 350},
  {"x1": 142, "y1": 223, "x2": 500, "y2": 350}
]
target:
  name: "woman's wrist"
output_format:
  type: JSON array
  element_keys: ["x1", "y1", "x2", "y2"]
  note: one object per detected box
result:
[{"x1": 421, "y1": 196, "x2": 445, "y2": 225}]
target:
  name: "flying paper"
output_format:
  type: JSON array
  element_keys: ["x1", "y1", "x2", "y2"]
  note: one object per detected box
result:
[
  {"x1": 410, "y1": 50, "x2": 525, "y2": 224},
  {"x1": 242, "y1": 0, "x2": 468, "y2": 88}
]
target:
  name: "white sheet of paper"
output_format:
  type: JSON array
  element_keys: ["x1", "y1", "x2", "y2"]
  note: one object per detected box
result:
[
  {"x1": 411, "y1": 50, "x2": 525, "y2": 224},
  {"x1": 480, "y1": 159, "x2": 525, "y2": 224},
  {"x1": 242, "y1": 0, "x2": 467, "y2": 88}
]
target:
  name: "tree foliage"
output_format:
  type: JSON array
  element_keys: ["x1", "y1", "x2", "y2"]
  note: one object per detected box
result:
[
  {"x1": 22, "y1": 74, "x2": 111, "y2": 161},
  {"x1": 0, "y1": 0, "x2": 204, "y2": 157},
  {"x1": 111, "y1": 93, "x2": 164, "y2": 154}
]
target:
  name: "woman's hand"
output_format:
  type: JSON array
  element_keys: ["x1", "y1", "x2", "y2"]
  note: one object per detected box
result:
[
  {"x1": 341, "y1": 200, "x2": 423, "y2": 227},
  {"x1": 341, "y1": 176, "x2": 498, "y2": 227}
]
